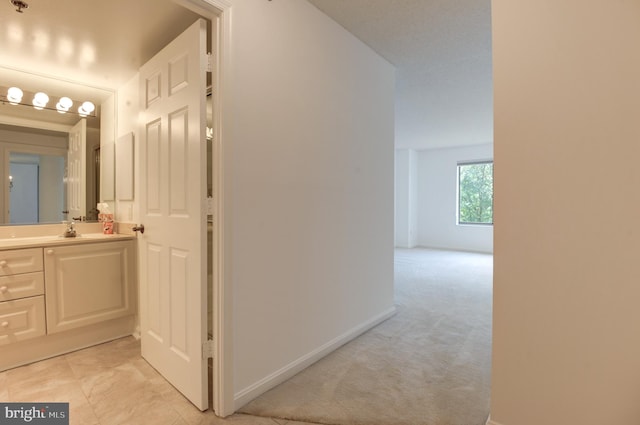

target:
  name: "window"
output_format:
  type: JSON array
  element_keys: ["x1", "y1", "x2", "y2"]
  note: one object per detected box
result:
[{"x1": 457, "y1": 161, "x2": 493, "y2": 225}]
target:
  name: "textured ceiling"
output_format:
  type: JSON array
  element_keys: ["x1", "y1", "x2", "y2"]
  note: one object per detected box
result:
[{"x1": 306, "y1": 0, "x2": 493, "y2": 150}]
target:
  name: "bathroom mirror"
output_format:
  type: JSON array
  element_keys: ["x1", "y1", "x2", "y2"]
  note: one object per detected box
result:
[{"x1": 0, "y1": 66, "x2": 115, "y2": 225}]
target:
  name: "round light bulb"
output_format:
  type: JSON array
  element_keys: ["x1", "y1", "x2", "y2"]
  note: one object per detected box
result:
[
  {"x1": 78, "y1": 101, "x2": 95, "y2": 117},
  {"x1": 59, "y1": 97, "x2": 73, "y2": 109},
  {"x1": 81, "y1": 101, "x2": 95, "y2": 113},
  {"x1": 7, "y1": 87, "x2": 23, "y2": 105},
  {"x1": 32, "y1": 92, "x2": 49, "y2": 110},
  {"x1": 56, "y1": 96, "x2": 73, "y2": 113}
]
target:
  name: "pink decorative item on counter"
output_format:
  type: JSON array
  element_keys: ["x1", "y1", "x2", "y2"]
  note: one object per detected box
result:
[
  {"x1": 103, "y1": 220, "x2": 114, "y2": 234},
  {"x1": 98, "y1": 203, "x2": 114, "y2": 234}
]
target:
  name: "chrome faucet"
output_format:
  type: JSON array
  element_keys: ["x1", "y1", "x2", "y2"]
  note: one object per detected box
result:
[{"x1": 63, "y1": 221, "x2": 77, "y2": 238}]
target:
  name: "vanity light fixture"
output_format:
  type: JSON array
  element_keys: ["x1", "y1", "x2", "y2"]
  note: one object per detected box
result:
[
  {"x1": 6, "y1": 87, "x2": 23, "y2": 104},
  {"x1": 1, "y1": 85, "x2": 97, "y2": 117},
  {"x1": 32, "y1": 91, "x2": 49, "y2": 110},
  {"x1": 56, "y1": 96, "x2": 73, "y2": 113}
]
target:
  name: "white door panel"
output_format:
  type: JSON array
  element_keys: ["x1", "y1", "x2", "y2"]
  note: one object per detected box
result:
[
  {"x1": 138, "y1": 18, "x2": 208, "y2": 410},
  {"x1": 67, "y1": 119, "x2": 86, "y2": 221}
]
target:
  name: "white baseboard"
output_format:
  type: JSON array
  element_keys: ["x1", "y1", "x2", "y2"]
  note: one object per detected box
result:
[
  {"x1": 233, "y1": 306, "x2": 397, "y2": 409},
  {"x1": 486, "y1": 417, "x2": 503, "y2": 425}
]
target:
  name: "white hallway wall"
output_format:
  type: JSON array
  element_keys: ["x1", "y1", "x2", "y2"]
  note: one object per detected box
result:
[
  {"x1": 395, "y1": 144, "x2": 493, "y2": 253},
  {"x1": 491, "y1": 1, "x2": 640, "y2": 424},
  {"x1": 228, "y1": 0, "x2": 395, "y2": 408}
]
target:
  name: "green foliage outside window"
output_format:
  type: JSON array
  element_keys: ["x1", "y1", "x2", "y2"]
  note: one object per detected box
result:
[{"x1": 458, "y1": 162, "x2": 493, "y2": 225}]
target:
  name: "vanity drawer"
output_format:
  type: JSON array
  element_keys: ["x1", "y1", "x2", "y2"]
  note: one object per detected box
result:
[
  {"x1": 0, "y1": 248, "x2": 43, "y2": 277},
  {"x1": 0, "y1": 272, "x2": 45, "y2": 301},
  {"x1": 0, "y1": 295, "x2": 46, "y2": 345}
]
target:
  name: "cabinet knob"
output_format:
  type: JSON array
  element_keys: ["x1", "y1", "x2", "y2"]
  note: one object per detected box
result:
[
  {"x1": 1, "y1": 321, "x2": 8, "y2": 328},
  {"x1": 47, "y1": 249, "x2": 55, "y2": 255},
  {"x1": 0, "y1": 260, "x2": 6, "y2": 267},
  {"x1": 0, "y1": 286, "x2": 7, "y2": 293}
]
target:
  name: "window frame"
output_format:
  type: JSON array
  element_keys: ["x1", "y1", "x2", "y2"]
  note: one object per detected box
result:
[{"x1": 456, "y1": 160, "x2": 494, "y2": 226}]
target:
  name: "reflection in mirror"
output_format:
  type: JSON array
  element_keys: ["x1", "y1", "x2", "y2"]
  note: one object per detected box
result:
[
  {"x1": 9, "y1": 152, "x2": 65, "y2": 224},
  {"x1": 0, "y1": 66, "x2": 115, "y2": 226}
]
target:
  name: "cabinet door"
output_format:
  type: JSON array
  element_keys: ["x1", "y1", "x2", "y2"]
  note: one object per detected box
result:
[{"x1": 44, "y1": 241, "x2": 135, "y2": 334}]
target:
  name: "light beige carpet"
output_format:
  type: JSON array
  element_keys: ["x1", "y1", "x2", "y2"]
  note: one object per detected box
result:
[{"x1": 239, "y1": 248, "x2": 493, "y2": 425}]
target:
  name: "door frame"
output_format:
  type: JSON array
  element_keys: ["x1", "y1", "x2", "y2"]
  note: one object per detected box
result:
[{"x1": 174, "y1": 0, "x2": 233, "y2": 417}]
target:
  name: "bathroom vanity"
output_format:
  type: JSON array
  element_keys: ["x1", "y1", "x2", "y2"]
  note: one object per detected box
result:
[{"x1": 0, "y1": 223, "x2": 136, "y2": 371}]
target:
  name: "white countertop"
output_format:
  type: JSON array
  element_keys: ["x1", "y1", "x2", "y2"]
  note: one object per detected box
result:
[{"x1": 0, "y1": 233, "x2": 135, "y2": 250}]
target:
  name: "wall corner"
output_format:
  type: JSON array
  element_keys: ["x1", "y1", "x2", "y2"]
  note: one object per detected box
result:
[{"x1": 486, "y1": 417, "x2": 504, "y2": 425}]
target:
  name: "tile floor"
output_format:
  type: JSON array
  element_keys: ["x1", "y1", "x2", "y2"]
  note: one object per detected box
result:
[{"x1": 0, "y1": 337, "x2": 320, "y2": 425}]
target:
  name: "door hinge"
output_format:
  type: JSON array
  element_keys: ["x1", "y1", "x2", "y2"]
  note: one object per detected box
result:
[
  {"x1": 206, "y1": 52, "x2": 213, "y2": 73},
  {"x1": 206, "y1": 197, "x2": 214, "y2": 216},
  {"x1": 202, "y1": 339, "x2": 215, "y2": 359}
]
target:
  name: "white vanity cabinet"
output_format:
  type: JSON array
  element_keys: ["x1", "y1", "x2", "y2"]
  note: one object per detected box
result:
[
  {"x1": 0, "y1": 235, "x2": 137, "y2": 371},
  {"x1": 44, "y1": 240, "x2": 136, "y2": 334}
]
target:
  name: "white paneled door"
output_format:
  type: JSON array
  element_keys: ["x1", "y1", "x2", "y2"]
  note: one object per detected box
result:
[
  {"x1": 138, "y1": 19, "x2": 209, "y2": 410},
  {"x1": 67, "y1": 119, "x2": 86, "y2": 221}
]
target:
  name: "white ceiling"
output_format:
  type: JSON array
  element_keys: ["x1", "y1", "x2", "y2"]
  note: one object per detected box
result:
[
  {"x1": 0, "y1": 0, "x2": 492, "y2": 150},
  {"x1": 306, "y1": 0, "x2": 493, "y2": 150},
  {"x1": 0, "y1": 0, "x2": 200, "y2": 89}
]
